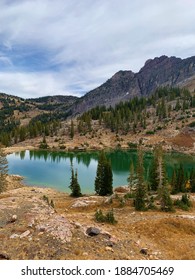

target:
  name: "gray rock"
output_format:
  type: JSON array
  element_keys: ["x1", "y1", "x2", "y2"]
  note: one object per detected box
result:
[
  {"x1": 106, "y1": 241, "x2": 114, "y2": 247},
  {"x1": 86, "y1": 227, "x2": 100, "y2": 236},
  {"x1": 10, "y1": 233, "x2": 20, "y2": 239},
  {"x1": 9, "y1": 214, "x2": 17, "y2": 223},
  {"x1": 20, "y1": 230, "x2": 31, "y2": 238}
]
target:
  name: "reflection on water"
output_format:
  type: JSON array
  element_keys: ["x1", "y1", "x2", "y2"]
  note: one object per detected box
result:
[{"x1": 7, "y1": 149, "x2": 195, "y2": 194}]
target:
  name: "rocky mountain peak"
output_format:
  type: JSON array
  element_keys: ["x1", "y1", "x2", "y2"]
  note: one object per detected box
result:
[{"x1": 69, "y1": 55, "x2": 195, "y2": 115}]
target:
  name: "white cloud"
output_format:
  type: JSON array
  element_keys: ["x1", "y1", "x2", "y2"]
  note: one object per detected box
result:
[
  {"x1": 0, "y1": 0, "x2": 195, "y2": 98},
  {"x1": 0, "y1": 55, "x2": 13, "y2": 66},
  {"x1": 0, "y1": 71, "x2": 80, "y2": 98}
]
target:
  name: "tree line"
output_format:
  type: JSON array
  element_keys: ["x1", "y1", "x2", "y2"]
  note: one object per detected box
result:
[
  {"x1": 0, "y1": 119, "x2": 61, "y2": 147},
  {"x1": 77, "y1": 87, "x2": 195, "y2": 134}
]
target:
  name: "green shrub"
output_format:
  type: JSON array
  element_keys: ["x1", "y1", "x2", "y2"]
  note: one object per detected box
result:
[
  {"x1": 39, "y1": 142, "x2": 49, "y2": 149},
  {"x1": 174, "y1": 194, "x2": 192, "y2": 211},
  {"x1": 146, "y1": 130, "x2": 155, "y2": 135},
  {"x1": 95, "y1": 209, "x2": 105, "y2": 222},
  {"x1": 127, "y1": 142, "x2": 137, "y2": 149},
  {"x1": 119, "y1": 197, "x2": 125, "y2": 207},
  {"x1": 95, "y1": 209, "x2": 117, "y2": 224},
  {"x1": 59, "y1": 145, "x2": 66, "y2": 149},
  {"x1": 148, "y1": 196, "x2": 157, "y2": 210},
  {"x1": 50, "y1": 199, "x2": 55, "y2": 208},
  {"x1": 188, "y1": 121, "x2": 195, "y2": 127},
  {"x1": 124, "y1": 192, "x2": 135, "y2": 199},
  {"x1": 42, "y1": 195, "x2": 49, "y2": 204},
  {"x1": 105, "y1": 209, "x2": 117, "y2": 224},
  {"x1": 43, "y1": 195, "x2": 55, "y2": 208}
]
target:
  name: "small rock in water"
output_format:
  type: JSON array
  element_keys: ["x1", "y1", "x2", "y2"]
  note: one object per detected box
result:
[{"x1": 86, "y1": 227, "x2": 100, "y2": 236}]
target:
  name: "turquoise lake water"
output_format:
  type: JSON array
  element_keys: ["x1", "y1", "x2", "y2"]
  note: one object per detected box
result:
[{"x1": 7, "y1": 150, "x2": 195, "y2": 194}]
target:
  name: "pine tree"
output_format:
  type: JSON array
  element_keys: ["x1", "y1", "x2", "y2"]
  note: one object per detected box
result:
[
  {"x1": 190, "y1": 168, "x2": 195, "y2": 193},
  {"x1": 171, "y1": 167, "x2": 177, "y2": 194},
  {"x1": 104, "y1": 159, "x2": 113, "y2": 195},
  {"x1": 127, "y1": 161, "x2": 136, "y2": 193},
  {"x1": 95, "y1": 151, "x2": 113, "y2": 196},
  {"x1": 176, "y1": 164, "x2": 185, "y2": 192},
  {"x1": 148, "y1": 147, "x2": 159, "y2": 191},
  {"x1": 156, "y1": 145, "x2": 174, "y2": 212},
  {"x1": 95, "y1": 151, "x2": 106, "y2": 195},
  {"x1": 160, "y1": 185, "x2": 174, "y2": 212},
  {"x1": 175, "y1": 99, "x2": 181, "y2": 111},
  {"x1": 69, "y1": 167, "x2": 82, "y2": 197},
  {"x1": 39, "y1": 135, "x2": 48, "y2": 149},
  {"x1": 0, "y1": 149, "x2": 8, "y2": 193},
  {"x1": 134, "y1": 147, "x2": 147, "y2": 211},
  {"x1": 70, "y1": 119, "x2": 74, "y2": 139}
]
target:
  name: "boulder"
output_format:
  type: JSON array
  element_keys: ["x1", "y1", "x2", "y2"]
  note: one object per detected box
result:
[
  {"x1": 71, "y1": 201, "x2": 88, "y2": 208},
  {"x1": 86, "y1": 227, "x2": 100, "y2": 236},
  {"x1": 114, "y1": 186, "x2": 130, "y2": 193}
]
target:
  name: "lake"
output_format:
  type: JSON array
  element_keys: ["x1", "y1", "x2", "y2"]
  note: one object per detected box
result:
[{"x1": 7, "y1": 150, "x2": 195, "y2": 194}]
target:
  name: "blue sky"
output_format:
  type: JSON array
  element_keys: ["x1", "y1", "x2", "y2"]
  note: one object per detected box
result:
[{"x1": 0, "y1": 0, "x2": 195, "y2": 98}]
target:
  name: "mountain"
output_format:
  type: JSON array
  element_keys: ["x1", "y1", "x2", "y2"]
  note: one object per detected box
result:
[
  {"x1": 0, "y1": 93, "x2": 79, "y2": 137},
  {"x1": 1, "y1": 55, "x2": 195, "y2": 119},
  {"x1": 27, "y1": 95, "x2": 78, "y2": 105},
  {"x1": 0, "y1": 92, "x2": 78, "y2": 113},
  {"x1": 71, "y1": 55, "x2": 195, "y2": 115}
]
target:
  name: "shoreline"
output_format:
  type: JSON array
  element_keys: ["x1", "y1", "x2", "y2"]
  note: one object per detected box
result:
[{"x1": 3, "y1": 143, "x2": 195, "y2": 156}]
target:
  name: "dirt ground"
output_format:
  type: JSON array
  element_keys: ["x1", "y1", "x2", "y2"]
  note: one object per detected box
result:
[{"x1": 0, "y1": 177, "x2": 195, "y2": 260}]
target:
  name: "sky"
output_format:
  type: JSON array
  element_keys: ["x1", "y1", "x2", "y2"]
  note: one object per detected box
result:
[{"x1": 0, "y1": 0, "x2": 195, "y2": 99}]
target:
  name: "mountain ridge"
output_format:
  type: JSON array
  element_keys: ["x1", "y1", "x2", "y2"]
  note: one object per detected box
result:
[
  {"x1": 70, "y1": 55, "x2": 195, "y2": 115},
  {"x1": 1, "y1": 55, "x2": 195, "y2": 117}
]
